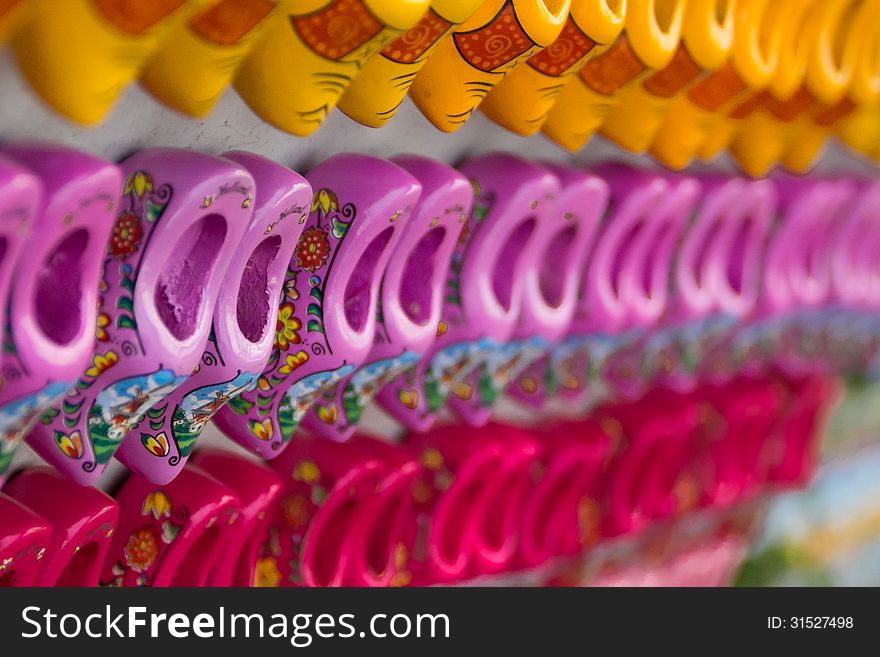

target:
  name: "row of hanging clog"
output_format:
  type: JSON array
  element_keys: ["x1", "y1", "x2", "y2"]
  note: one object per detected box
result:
[
  {"x1": 0, "y1": 371, "x2": 836, "y2": 587},
  {"x1": 3, "y1": 1, "x2": 880, "y2": 175},
  {"x1": 0, "y1": 144, "x2": 877, "y2": 489}
]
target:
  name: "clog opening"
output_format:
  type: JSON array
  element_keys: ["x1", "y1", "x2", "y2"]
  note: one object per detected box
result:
[
  {"x1": 542, "y1": 0, "x2": 568, "y2": 15},
  {"x1": 436, "y1": 476, "x2": 480, "y2": 567},
  {"x1": 603, "y1": 0, "x2": 625, "y2": 18},
  {"x1": 539, "y1": 225, "x2": 578, "y2": 307},
  {"x1": 399, "y1": 227, "x2": 446, "y2": 325},
  {"x1": 365, "y1": 492, "x2": 409, "y2": 578},
  {"x1": 725, "y1": 216, "x2": 756, "y2": 295},
  {"x1": 344, "y1": 227, "x2": 395, "y2": 332},
  {"x1": 492, "y1": 219, "x2": 536, "y2": 311},
  {"x1": 55, "y1": 541, "x2": 100, "y2": 586},
  {"x1": 479, "y1": 465, "x2": 531, "y2": 556},
  {"x1": 236, "y1": 235, "x2": 282, "y2": 343},
  {"x1": 168, "y1": 525, "x2": 223, "y2": 587},
  {"x1": 831, "y1": 2, "x2": 859, "y2": 71},
  {"x1": 610, "y1": 219, "x2": 648, "y2": 299},
  {"x1": 34, "y1": 228, "x2": 89, "y2": 345},
  {"x1": 653, "y1": 0, "x2": 679, "y2": 32},
  {"x1": 639, "y1": 222, "x2": 674, "y2": 300},
  {"x1": 307, "y1": 475, "x2": 382, "y2": 586},
  {"x1": 714, "y1": 0, "x2": 731, "y2": 24},
  {"x1": 527, "y1": 460, "x2": 588, "y2": 555},
  {"x1": 155, "y1": 213, "x2": 227, "y2": 341}
]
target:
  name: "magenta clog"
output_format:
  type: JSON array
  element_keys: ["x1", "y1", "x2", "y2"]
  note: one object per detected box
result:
[
  {"x1": 305, "y1": 156, "x2": 466, "y2": 441},
  {"x1": 0, "y1": 493, "x2": 51, "y2": 587},
  {"x1": 0, "y1": 144, "x2": 119, "y2": 486},
  {"x1": 215, "y1": 154, "x2": 419, "y2": 457},
  {"x1": 4, "y1": 467, "x2": 118, "y2": 586},
  {"x1": 102, "y1": 466, "x2": 239, "y2": 587},
  {"x1": 191, "y1": 450, "x2": 284, "y2": 587},
  {"x1": 28, "y1": 149, "x2": 253, "y2": 485},
  {"x1": 507, "y1": 167, "x2": 608, "y2": 409},
  {"x1": 116, "y1": 152, "x2": 310, "y2": 483},
  {"x1": 539, "y1": 168, "x2": 670, "y2": 410}
]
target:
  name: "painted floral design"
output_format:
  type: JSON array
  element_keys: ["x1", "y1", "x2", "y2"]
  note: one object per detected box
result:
[
  {"x1": 311, "y1": 189, "x2": 338, "y2": 215},
  {"x1": 250, "y1": 418, "x2": 273, "y2": 442},
  {"x1": 86, "y1": 351, "x2": 119, "y2": 378},
  {"x1": 108, "y1": 211, "x2": 144, "y2": 259},
  {"x1": 95, "y1": 310, "x2": 111, "y2": 342},
  {"x1": 274, "y1": 303, "x2": 302, "y2": 350},
  {"x1": 124, "y1": 171, "x2": 153, "y2": 198},
  {"x1": 254, "y1": 556, "x2": 281, "y2": 587},
  {"x1": 53, "y1": 430, "x2": 83, "y2": 459},
  {"x1": 141, "y1": 431, "x2": 170, "y2": 457},
  {"x1": 279, "y1": 351, "x2": 309, "y2": 375},
  {"x1": 104, "y1": 490, "x2": 186, "y2": 586},
  {"x1": 281, "y1": 493, "x2": 309, "y2": 529},
  {"x1": 143, "y1": 491, "x2": 172, "y2": 519},
  {"x1": 296, "y1": 227, "x2": 330, "y2": 272},
  {"x1": 123, "y1": 527, "x2": 160, "y2": 573},
  {"x1": 293, "y1": 459, "x2": 320, "y2": 484}
]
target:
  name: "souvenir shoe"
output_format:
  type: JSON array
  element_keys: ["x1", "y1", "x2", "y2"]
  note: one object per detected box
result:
[
  {"x1": 101, "y1": 465, "x2": 239, "y2": 587},
  {"x1": 598, "y1": 389, "x2": 704, "y2": 537},
  {"x1": 258, "y1": 435, "x2": 395, "y2": 587},
  {"x1": 517, "y1": 419, "x2": 614, "y2": 568},
  {"x1": 696, "y1": 0, "x2": 817, "y2": 164},
  {"x1": 697, "y1": 378, "x2": 782, "y2": 507},
  {"x1": 0, "y1": 493, "x2": 51, "y2": 587},
  {"x1": 337, "y1": 0, "x2": 484, "y2": 128},
  {"x1": 599, "y1": 172, "x2": 698, "y2": 401},
  {"x1": 235, "y1": 0, "x2": 430, "y2": 136},
  {"x1": 214, "y1": 154, "x2": 419, "y2": 457},
  {"x1": 191, "y1": 450, "x2": 284, "y2": 587},
  {"x1": 140, "y1": 0, "x2": 279, "y2": 117},
  {"x1": 465, "y1": 424, "x2": 538, "y2": 576},
  {"x1": 335, "y1": 436, "x2": 419, "y2": 587},
  {"x1": 0, "y1": 144, "x2": 119, "y2": 486},
  {"x1": 3, "y1": 467, "x2": 118, "y2": 586},
  {"x1": 455, "y1": 163, "x2": 604, "y2": 425},
  {"x1": 115, "y1": 151, "x2": 310, "y2": 483},
  {"x1": 440, "y1": 154, "x2": 559, "y2": 426},
  {"x1": 696, "y1": 178, "x2": 776, "y2": 383},
  {"x1": 542, "y1": 0, "x2": 687, "y2": 151},
  {"x1": 28, "y1": 149, "x2": 253, "y2": 485},
  {"x1": 826, "y1": 182, "x2": 880, "y2": 375},
  {"x1": 600, "y1": 0, "x2": 735, "y2": 153},
  {"x1": 540, "y1": 167, "x2": 670, "y2": 412},
  {"x1": 731, "y1": 177, "x2": 853, "y2": 378},
  {"x1": 778, "y1": 0, "x2": 880, "y2": 173},
  {"x1": 765, "y1": 375, "x2": 838, "y2": 489},
  {"x1": 771, "y1": 177, "x2": 855, "y2": 376},
  {"x1": 480, "y1": 0, "x2": 627, "y2": 136},
  {"x1": 381, "y1": 152, "x2": 546, "y2": 430},
  {"x1": 409, "y1": 0, "x2": 571, "y2": 132},
  {"x1": 0, "y1": 156, "x2": 40, "y2": 378},
  {"x1": 649, "y1": 0, "x2": 797, "y2": 170},
  {"x1": 305, "y1": 156, "x2": 465, "y2": 441},
  {"x1": 643, "y1": 176, "x2": 744, "y2": 392},
  {"x1": 12, "y1": 0, "x2": 199, "y2": 124},
  {"x1": 729, "y1": 0, "x2": 864, "y2": 177},
  {"x1": 405, "y1": 424, "x2": 512, "y2": 584},
  {"x1": 506, "y1": 166, "x2": 607, "y2": 409}
]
